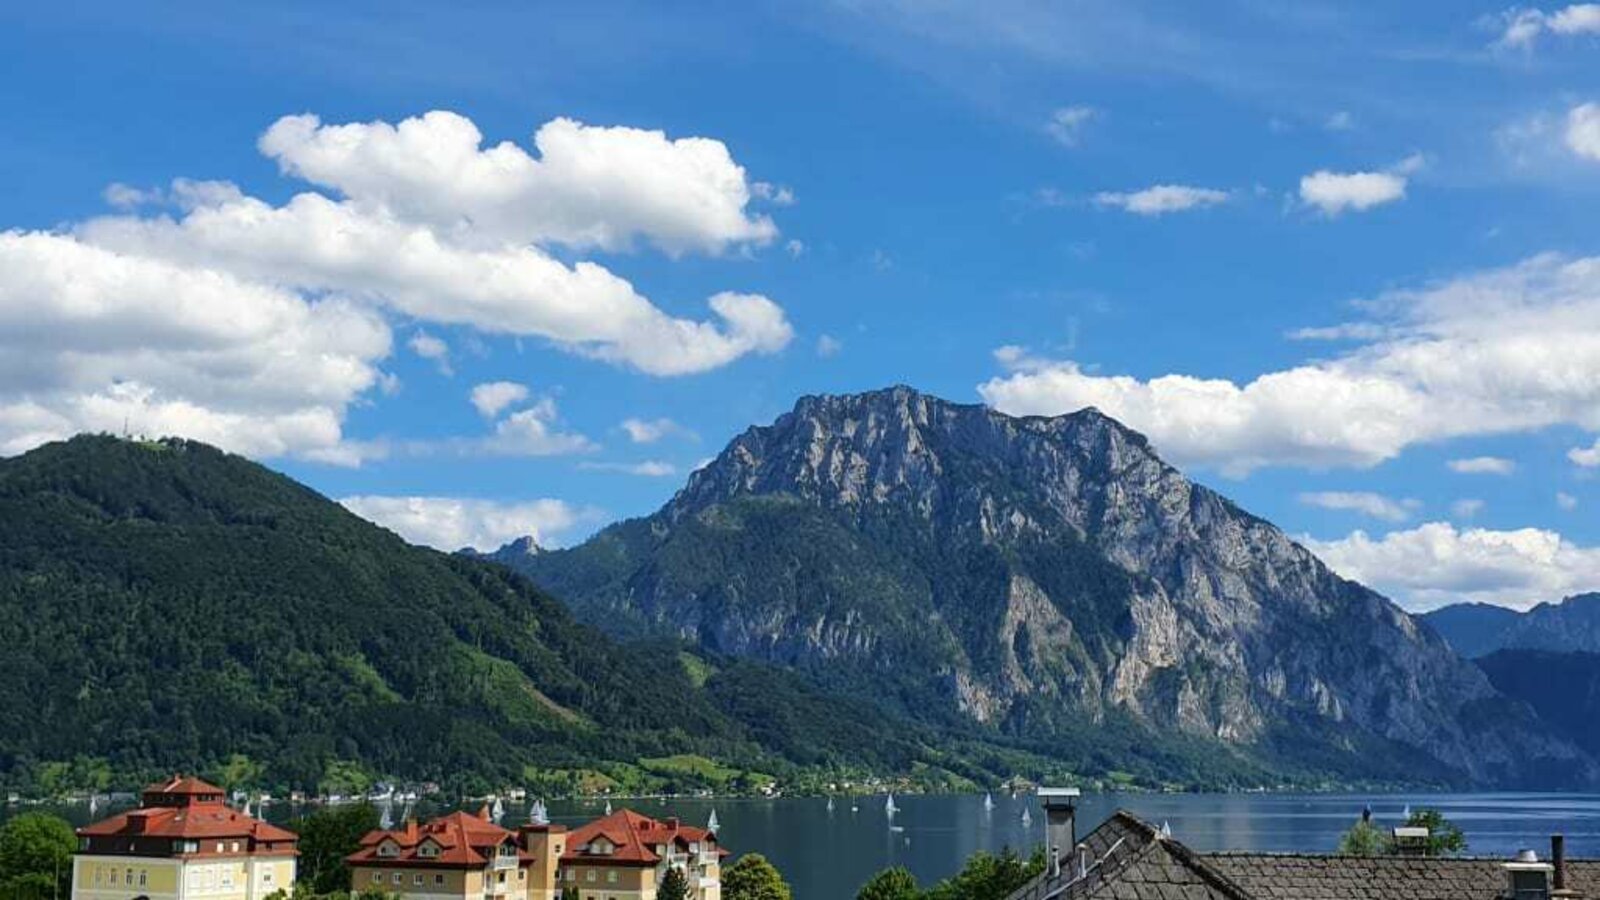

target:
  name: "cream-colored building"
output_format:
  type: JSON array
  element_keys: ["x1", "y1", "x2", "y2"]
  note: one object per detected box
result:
[
  {"x1": 347, "y1": 808, "x2": 567, "y2": 900},
  {"x1": 73, "y1": 776, "x2": 297, "y2": 900},
  {"x1": 559, "y1": 809, "x2": 723, "y2": 900}
]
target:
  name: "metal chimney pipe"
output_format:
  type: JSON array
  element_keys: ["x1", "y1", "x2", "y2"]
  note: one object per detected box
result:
[{"x1": 1552, "y1": 834, "x2": 1567, "y2": 892}]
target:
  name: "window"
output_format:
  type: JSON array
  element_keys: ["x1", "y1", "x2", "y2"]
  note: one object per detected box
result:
[
  {"x1": 263, "y1": 870, "x2": 274, "y2": 886},
  {"x1": 231, "y1": 841, "x2": 240, "y2": 853},
  {"x1": 392, "y1": 872, "x2": 403, "y2": 884},
  {"x1": 606, "y1": 871, "x2": 618, "y2": 884},
  {"x1": 497, "y1": 872, "x2": 506, "y2": 884},
  {"x1": 126, "y1": 868, "x2": 134, "y2": 886},
  {"x1": 586, "y1": 871, "x2": 596, "y2": 883},
  {"x1": 518, "y1": 870, "x2": 525, "y2": 882},
  {"x1": 139, "y1": 870, "x2": 148, "y2": 887},
  {"x1": 434, "y1": 874, "x2": 444, "y2": 886},
  {"x1": 414, "y1": 874, "x2": 423, "y2": 885},
  {"x1": 372, "y1": 872, "x2": 383, "y2": 884}
]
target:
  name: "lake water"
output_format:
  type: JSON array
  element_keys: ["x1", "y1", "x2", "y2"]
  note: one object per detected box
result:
[{"x1": 15, "y1": 792, "x2": 1600, "y2": 899}]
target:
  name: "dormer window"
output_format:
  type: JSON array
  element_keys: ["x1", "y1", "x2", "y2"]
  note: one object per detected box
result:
[
  {"x1": 377, "y1": 841, "x2": 400, "y2": 858},
  {"x1": 417, "y1": 841, "x2": 439, "y2": 859}
]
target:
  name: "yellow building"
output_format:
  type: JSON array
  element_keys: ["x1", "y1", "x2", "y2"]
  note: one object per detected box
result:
[
  {"x1": 559, "y1": 810, "x2": 724, "y2": 900},
  {"x1": 73, "y1": 776, "x2": 298, "y2": 900},
  {"x1": 347, "y1": 808, "x2": 568, "y2": 900}
]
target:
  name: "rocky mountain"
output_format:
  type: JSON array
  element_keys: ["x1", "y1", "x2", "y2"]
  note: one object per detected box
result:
[
  {"x1": 0, "y1": 435, "x2": 952, "y2": 797},
  {"x1": 1477, "y1": 649, "x2": 1600, "y2": 760},
  {"x1": 1423, "y1": 594, "x2": 1600, "y2": 658},
  {"x1": 501, "y1": 386, "x2": 1593, "y2": 789}
]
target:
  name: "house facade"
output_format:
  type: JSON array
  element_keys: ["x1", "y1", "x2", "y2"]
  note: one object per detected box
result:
[
  {"x1": 346, "y1": 808, "x2": 568, "y2": 900},
  {"x1": 72, "y1": 776, "x2": 298, "y2": 900},
  {"x1": 558, "y1": 809, "x2": 724, "y2": 900}
]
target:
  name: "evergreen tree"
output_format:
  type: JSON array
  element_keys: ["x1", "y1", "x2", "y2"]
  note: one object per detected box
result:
[
  {"x1": 723, "y1": 853, "x2": 792, "y2": 900},
  {"x1": 1404, "y1": 808, "x2": 1468, "y2": 856},
  {"x1": 293, "y1": 802, "x2": 381, "y2": 894},
  {"x1": 855, "y1": 866, "x2": 919, "y2": 900},
  {"x1": 1336, "y1": 818, "x2": 1386, "y2": 856},
  {"x1": 921, "y1": 846, "x2": 1044, "y2": 900},
  {"x1": 658, "y1": 866, "x2": 691, "y2": 900},
  {"x1": 0, "y1": 812, "x2": 76, "y2": 900}
]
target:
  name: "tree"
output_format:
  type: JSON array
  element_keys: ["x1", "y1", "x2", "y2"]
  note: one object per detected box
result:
[
  {"x1": 658, "y1": 866, "x2": 691, "y2": 900},
  {"x1": 922, "y1": 847, "x2": 1045, "y2": 900},
  {"x1": 1404, "y1": 808, "x2": 1468, "y2": 856},
  {"x1": 1336, "y1": 818, "x2": 1386, "y2": 856},
  {"x1": 293, "y1": 802, "x2": 380, "y2": 894},
  {"x1": 723, "y1": 853, "x2": 792, "y2": 900},
  {"x1": 561, "y1": 885, "x2": 581, "y2": 900},
  {"x1": 0, "y1": 812, "x2": 76, "y2": 900},
  {"x1": 856, "y1": 866, "x2": 919, "y2": 900}
]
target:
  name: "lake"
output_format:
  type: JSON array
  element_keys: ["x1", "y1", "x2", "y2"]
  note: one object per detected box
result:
[{"x1": 14, "y1": 791, "x2": 1600, "y2": 899}]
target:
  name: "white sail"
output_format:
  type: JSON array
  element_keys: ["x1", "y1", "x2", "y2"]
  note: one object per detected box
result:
[
  {"x1": 529, "y1": 798, "x2": 549, "y2": 826},
  {"x1": 492, "y1": 797, "x2": 505, "y2": 822},
  {"x1": 707, "y1": 809, "x2": 720, "y2": 832},
  {"x1": 885, "y1": 793, "x2": 898, "y2": 815},
  {"x1": 826, "y1": 797, "x2": 835, "y2": 812},
  {"x1": 604, "y1": 799, "x2": 613, "y2": 815},
  {"x1": 1021, "y1": 807, "x2": 1032, "y2": 826},
  {"x1": 983, "y1": 792, "x2": 994, "y2": 812},
  {"x1": 379, "y1": 801, "x2": 394, "y2": 830}
]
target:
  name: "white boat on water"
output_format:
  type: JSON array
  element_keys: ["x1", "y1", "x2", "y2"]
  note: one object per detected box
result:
[
  {"x1": 1021, "y1": 807, "x2": 1032, "y2": 826},
  {"x1": 529, "y1": 798, "x2": 549, "y2": 826},
  {"x1": 491, "y1": 797, "x2": 505, "y2": 821},
  {"x1": 885, "y1": 793, "x2": 898, "y2": 815},
  {"x1": 983, "y1": 792, "x2": 994, "y2": 812},
  {"x1": 707, "y1": 809, "x2": 720, "y2": 832},
  {"x1": 604, "y1": 800, "x2": 613, "y2": 815},
  {"x1": 826, "y1": 797, "x2": 835, "y2": 812}
]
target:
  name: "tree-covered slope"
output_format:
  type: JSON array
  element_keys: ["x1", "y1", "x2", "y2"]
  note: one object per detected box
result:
[
  {"x1": 504, "y1": 387, "x2": 1594, "y2": 790},
  {"x1": 1477, "y1": 649, "x2": 1600, "y2": 760},
  {"x1": 0, "y1": 435, "x2": 950, "y2": 796}
]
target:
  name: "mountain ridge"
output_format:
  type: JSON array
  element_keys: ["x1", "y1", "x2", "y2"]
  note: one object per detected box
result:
[
  {"x1": 1423, "y1": 594, "x2": 1600, "y2": 658},
  {"x1": 500, "y1": 386, "x2": 1594, "y2": 789}
]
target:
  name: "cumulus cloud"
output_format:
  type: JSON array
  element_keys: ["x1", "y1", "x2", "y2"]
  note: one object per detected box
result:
[
  {"x1": 1298, "y1": 169, "x2": 1406, "y2": 215},
  {"x1": 816, "y1": 334, "x2": 844, "y2": 358},
  {"x1": 1298, "y1": 491, "x2": 1418, "y2": 522},
  {"x1": 409, "y1": 331, "x2": 452, "y2": 375},
  {"x1": 1494, "y1": 4, "x2": 1600, "y2": 49},
  {"x1": 1568, "y1": 103, "x2": 1600, "y2": 162},
  {"x1": 1093, "y1": 185, "x2": 1229, "y2": 216},
  {"x1": 1447, "y1": 456, "x2": 1516, "y2": 475},
  {"x1": 470, "y1": 381, "x2": 530, "y2": 418},
  {"x1": 577, "y1": 460, "x2": 677, "y2": 477},
  {"x1": 1045, "y1": 106, "x2": 1096, "y2": 147},
  {"x1": 0, "y1": 110, "x2": 792, "y2": 461},
  {"x1": 1305, "y1": 522, "x2": 1600, "y2": 610},
  {"x1": 339, "y1": 495, "x2": 594, "y2": 552},
  {"x1": 619, "y1": 417, "x2": 691, "y2": 444},
  {"x1": 1572, "y1": 439, "x2": 1600, "y2": 467},
  {"x1": 1558, "y1": 491, "x2": 1579, "y2": 510},
  {"x1": 480, "y1": 397, "x2": 595, "y2": 456},
  {"x1": 979, "y1": 252, "x2": 1600, "y2": 475},
  {"x1": 1452, "y1": 498, "x2": 1486, "y2": 519}
]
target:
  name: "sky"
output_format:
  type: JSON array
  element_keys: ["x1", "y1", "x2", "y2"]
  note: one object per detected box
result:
[{"x1": 3, "y1": 1, "x2": 1600, "y2": 611}]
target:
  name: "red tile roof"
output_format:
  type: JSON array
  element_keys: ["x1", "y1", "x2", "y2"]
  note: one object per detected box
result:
[
  {"x1": 562, "y1": 809, "x2": 722, "y2": 868},
  {"x1": 77, "y1": 773, "x2": 294, "y2": 847},
  {"x1": 347, "y1": 808, "x2": 531, "y2": 869}
]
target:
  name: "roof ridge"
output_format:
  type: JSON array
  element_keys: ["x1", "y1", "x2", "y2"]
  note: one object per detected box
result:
[{"x1": 1109, "y1": 810, "x2": 1258, "y2": 900}]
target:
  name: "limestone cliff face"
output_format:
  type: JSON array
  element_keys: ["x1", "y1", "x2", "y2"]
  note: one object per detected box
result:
[{"x1": 506, "y1": 387, "x2": 1592, "y2": 788}]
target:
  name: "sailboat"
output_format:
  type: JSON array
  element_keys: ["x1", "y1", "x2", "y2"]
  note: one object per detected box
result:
[
  {"x1": 850, "y1": 799, "x2": 859, "y2": 813},
  {"x1": 491, "y1": 797, "x2": 505, "y2": 822},
  {"x1": 707, "y1": 809, "x2": 720, "y2": 832},
  {"x1": 1020, "y1": 806, "x2": 1032, "y2": 826},
  {"x1": 379, "y1": 801, "x2": 394, "y2": 830},
  {"x1": 885, "y1": 793, "x2": 898, "y2": 815},
  {"x1": 401, "y1": 798, "x2": 414, "y2": 823},
  {"x1": 826, "y1": 796, "x2": 835, "y2": 813},
  {"x1": 1402, "y1": 804, "x2": 1412, "y2": 820},
  {"x1": 983, "y1": 792, "x2": 994, "y2": 812},
  {"x1": 604, "y1": 799, "x2": 613, "y2": 816},
  {"x1": 529, "y1": 798, "x2": 549, "y2": 826}
]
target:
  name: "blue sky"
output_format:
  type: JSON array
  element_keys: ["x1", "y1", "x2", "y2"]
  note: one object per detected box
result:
[{"x1": 3, "y1": 1, "x2": 1600, "y2": 609}]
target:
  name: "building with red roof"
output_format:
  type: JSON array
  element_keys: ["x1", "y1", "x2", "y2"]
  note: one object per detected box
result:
[
  {"x1": 560, "y1": 809, "x2": 724, "y2": 900},
  {"x1": 72, "y1": 775, "x2": 297, "y2": 900},
  {"x1": 346, "y1": 805, "x2": 567, "y2": 900}
]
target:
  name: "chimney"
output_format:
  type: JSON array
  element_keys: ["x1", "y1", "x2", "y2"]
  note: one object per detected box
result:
[
  {"x1": 1504, "y1": 849, "x2": 1554, "y2": 900},
  {"x1": 1038, "y1": 787, "x2": 1080, "y2": 877},
  {"x1": 1552, "y1": 835, "x2": 1575, "y2": 898}
]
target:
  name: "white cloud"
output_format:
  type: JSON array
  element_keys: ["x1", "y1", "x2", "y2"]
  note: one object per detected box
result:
[
  {"x1": 470, "y1": 381, "x2": 529, "y2": 418},
  {"x1": 1572, "y1": 439, "x2": 1600, "y2": 467},
  {"x1": 259, "y1": 112, "x2": 776, "y2": 255},
  {"x1": 1298, "y1": 169, "x2": 1406, "y2": 215},
  {"x1": 1325, "y1": 110, "x2": 1356, "y2": 131},
  {"x1": 1093, "y1": 185, "x2": 1229, "y2": 216},
  {"x1": 1567, "y1": 103, "x2": 1600, "y2": 162},
  {"x1": 1298, "y1": 491, "x2": 1418, "y2": 522},
  {"x1": 785, "y1": 239, "x2": 806, "y2": 258},
  {"x1": 481, "y1": 398, "x2": 595, "y2": 456},
  {"x1": 409, "y1": 331, "x2": 452, "y2": 375},
  {"x1": 338, "y1": 495, "x2": 594, "y2": 552},
  {"x1": 1045, "y1": 106, "x2": 1096, "y2": 147},
  {"x1": 0, "y1": 110, "x2": 793, "y2": 461},
  {"x1": 619, "y1": 417, "x2": 690, "y2": 444},
  {"x1": 577, "y1": 460, "x2": 677, "y2": 477},
  {"x1": 1305, "y1": 522, "x2": 1600, "y2": 610},
  {"x1": 1451, "y1": 498, "x2": 1486, "y2": 519},
  {"x1": 979, "y1": 252, "x2": 1600, "y2": 475},
  {"x1": 1447, "y1": 456, "x2": 1516, "y2": 475},
  {"x1": 1494, "y1": 5, "x2": 1600, "y2": 49},
  {"x1": 816, "y1": 334, "x2": 844, "y2": 358},
  {"x1": 1558, "y1": 491, "x2": 1579, "y2": 510}
]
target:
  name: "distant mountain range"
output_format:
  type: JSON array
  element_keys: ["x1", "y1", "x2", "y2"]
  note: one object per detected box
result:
[
  {"x1": 497, "y1": 386, "x2": 1593, "y2": 789},
  {"x1": 1423, "y1": 594, "x2": 1600, "y2": 658}
]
